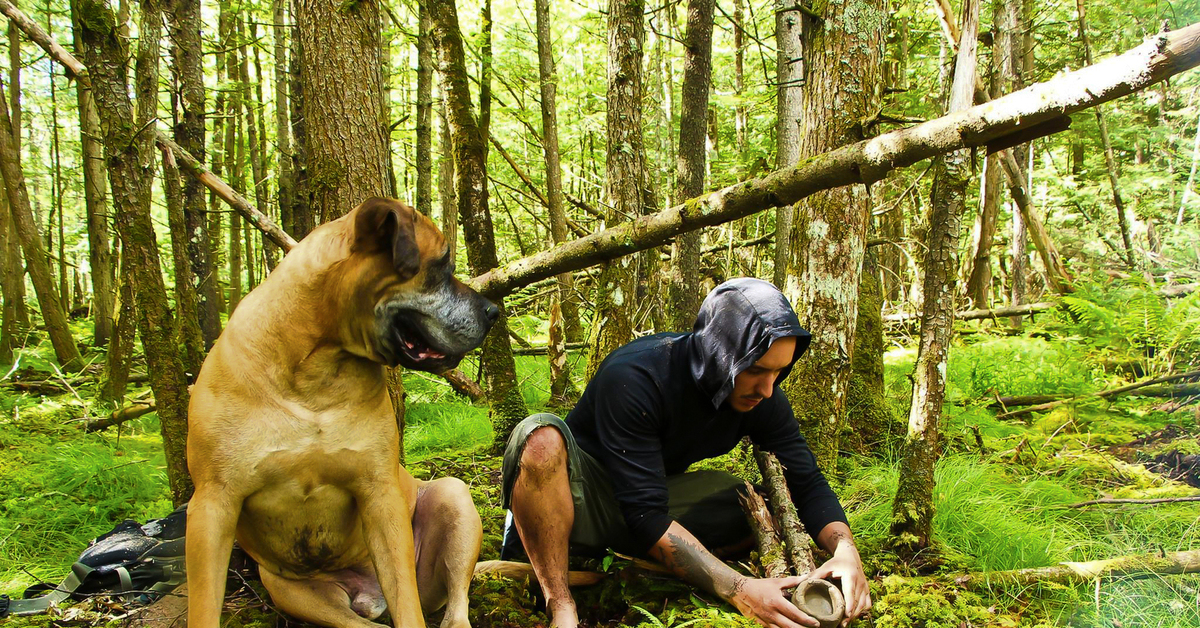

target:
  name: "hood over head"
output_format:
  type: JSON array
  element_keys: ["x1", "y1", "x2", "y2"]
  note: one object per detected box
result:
[{"x1": 689, "y1": 278, "x2": 811, "y2": 409}]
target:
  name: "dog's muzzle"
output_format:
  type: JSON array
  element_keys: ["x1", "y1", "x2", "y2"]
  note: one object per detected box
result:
[{"x1": 375, "y1": 286, "x2": 499, "y2": 372}]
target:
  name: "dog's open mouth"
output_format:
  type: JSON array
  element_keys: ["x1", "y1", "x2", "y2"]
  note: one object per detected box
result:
[{"x1": 391, "y1": 317, "x2": 450, "y2": 365}]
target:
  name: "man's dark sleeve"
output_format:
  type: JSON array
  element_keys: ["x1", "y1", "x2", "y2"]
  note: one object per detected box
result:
[
  {"x1": 746, "y1": 392, "x2": 848, "y2": 539},
  {"x1": 588, "y1": 365, "x2": 675, "y2": 551}
]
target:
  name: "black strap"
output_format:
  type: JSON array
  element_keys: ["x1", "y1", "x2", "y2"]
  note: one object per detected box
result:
[{"x1": 0, "y1": 562, "x2": 94, "y2": 617}]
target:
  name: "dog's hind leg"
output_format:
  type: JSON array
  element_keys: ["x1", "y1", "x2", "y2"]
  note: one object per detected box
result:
[
  {"x1": 259, "y1": 569, "x2": 384, "y2": 628},
  {"x1": 413, "y1": 477, "x2": 483, "y2": 628}
]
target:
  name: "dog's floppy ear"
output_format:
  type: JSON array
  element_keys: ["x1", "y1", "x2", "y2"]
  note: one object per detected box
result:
[{"x1": 353, "y1": 197, "x2": 421, "y2": 281}]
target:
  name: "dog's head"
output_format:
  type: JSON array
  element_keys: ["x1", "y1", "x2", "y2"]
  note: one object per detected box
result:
[{"x1": 347, "y1": 198, "x2": 498, "y2": 373}]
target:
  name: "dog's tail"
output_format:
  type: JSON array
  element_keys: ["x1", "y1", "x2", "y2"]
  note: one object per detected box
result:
[{"x1": 472, "y1": 560, "x2": 605, "y2": 587}]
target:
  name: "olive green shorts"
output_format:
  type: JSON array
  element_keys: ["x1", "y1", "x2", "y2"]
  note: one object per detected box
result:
[{"x1": 501, "y1": 413, "x2": 753, "y2": 557}]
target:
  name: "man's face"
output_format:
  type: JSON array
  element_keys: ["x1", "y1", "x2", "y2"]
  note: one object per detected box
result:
[{"x1": 728, "y1": 336, "x2": 797, "y2": 413}]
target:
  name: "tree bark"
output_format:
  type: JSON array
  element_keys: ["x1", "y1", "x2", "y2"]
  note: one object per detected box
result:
[
  {"x1": 754, "y1": 448, "x2": 816, "y2": 575},
  {"x1": 668, "y1": 0, "x2": 713, "y2": 331},
  {"x1": 0, "y1": 75, "x2": 81, "y2": 369},
  {"x1": 296, "y1": 0, "x2": 390, "y2": 220},
  {"x1": 890, "y1": 0, "x2": 980, "y2": 555},
  {"x1": 5, "y1": 1, "x2": 26, "y2": 332},
  {"x1": 1077, "y1": 0, "x2": 1135, "y2": 268},
  {"x1": 272, "y1": 0, "x2": 294, "y2": 239},
  {"x1": 586, "y1": 0, "x2": 646, "y2": 381},
  {"x1": 74, "y1": 0, "x2": 113, "y2": 348},
  {"x1": 428, "y1": 0, "x2": 527, "y2": 451},
  {"x1": 79, "y1": 0, "x2": 193, "y2": 505},
  {"x1": 733, "y1": 0, "x2": 746, "y2": 158},
  {"x1": 161, "y1": 148, "x2": 204, "y2": 376},
  {"x1": 997, "y1": 151, "x2": 1072, "y2": 294},
  {"x1": 225, "y1": 7, "x2": 243, "y2": 314},
  {"x1": 416, "y1": 3, "x2": 433, "y2": 217},
  {"x1": 467, "y1": 22, "x2": 1200, "y2": 301},
  {"x1": 289, "y1": 0, "x2": 313, "y2": 239},
  {"x1": 535, "y1": 0, "x2": 578, "y2": 404},
  {"x1": 99, "y1": 251, "x2": 135, "y2": 402},
  {"x1": 438, "y1": 101, "x2": 457, "y2": 259},
  {"x1": 772, "y1": 1, "x2": 803, "y2": 289},
  {"x1": 739, "y1": 483, "x2": 790, "y2": 579},
  {"x1": 782, "y1": 0, "x2": 887, "y2": 471}
]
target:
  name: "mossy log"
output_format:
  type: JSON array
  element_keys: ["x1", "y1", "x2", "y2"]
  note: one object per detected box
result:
[
  {"x1": 884, "y1": 301, "x2": 1057, "y2": 323},
  {"x1": 990, "y1": 382, "x2": 1200, "y2": 409},
  {"x1": 996, "y1": 369, "x2": 1200, "y2": 419},
  {"x1": 944, "y1": 550, "x2": 1200, "y2": 590},
  {"x1": 738, "y1": 481, "x2": 790, "y2": 579},
  {"x1": 754, "y1": 448, "x2": 817, "y2": 575},
  {"x1": 83, "y1": 401, "x2": 156, "y2": 432}
]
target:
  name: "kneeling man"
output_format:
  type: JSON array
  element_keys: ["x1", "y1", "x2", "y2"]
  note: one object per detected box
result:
[{"x1": 501, "y1": 278, "x2": 871, "y2": 628}]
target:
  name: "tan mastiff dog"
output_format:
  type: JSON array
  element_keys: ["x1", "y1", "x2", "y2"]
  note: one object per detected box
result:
[{"x1": 186, "y1": 198, "x2": 499, "y2": 628}]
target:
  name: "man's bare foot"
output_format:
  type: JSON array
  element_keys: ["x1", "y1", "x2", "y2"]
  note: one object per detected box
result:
[{"x1": 546, "y1": 597, "x2": 580, "y2": 628}]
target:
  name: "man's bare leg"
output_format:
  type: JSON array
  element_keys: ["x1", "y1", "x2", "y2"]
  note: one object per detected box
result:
[{"x1": 510, "y1": 426, "x2": 578, "y2": 628}]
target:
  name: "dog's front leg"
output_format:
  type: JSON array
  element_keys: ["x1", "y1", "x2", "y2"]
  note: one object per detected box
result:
[
  {"x1": 359, "y1": 479, "x2": 426, "y2": 628},
  {"x1": 186, "y1": 487, "x2": 243, "y2": 628}
]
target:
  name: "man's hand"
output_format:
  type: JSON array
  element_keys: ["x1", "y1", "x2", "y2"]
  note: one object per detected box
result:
[
  {"x1": 730, "y1": 574, "x2": 819, "y2": 628},
  {"x1": 809, "y1": 535, "x2": 871, "y2": 626}
]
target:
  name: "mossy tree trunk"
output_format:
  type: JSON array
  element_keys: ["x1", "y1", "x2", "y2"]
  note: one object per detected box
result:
[
  {"x1": 6, "y1": 6, "x2": 27, "y2": 333},
  {"x1": 288, "y1": 0, "x2": 314, "y2": 239},
  {"x1": 415, "y1": 3, "x2": 432, "y2": 217},
  {"x1": 781, "y1": 0, "x2": 888, "y2": 472},
  {"x1": 586, "y1": 0, "x2": 645, "y2": 381},
  {"x1": 272, "y1": 0, "x2": 294, "y2": 238},
  {"x1": 429, "y1": 0, "x2": 527, "y2": 450},
  {"x1": 535, "y1": 0, "x2": 578, "y2": 404},
  {"x1": 890, "y1": 0, "x2": 980, "y2": 556},
  {"x1": 72, "y1": 1, "x2": 113, "y2": 348},
  {"x1": 79, "y1": 0, "x2": 193, "y2": 505},
  {"x1": 772, "y1": 1, "x2": 803, "y2": 289},
  {"x1": 668, "y1": 0, "x2": 713, "y2": 331}
]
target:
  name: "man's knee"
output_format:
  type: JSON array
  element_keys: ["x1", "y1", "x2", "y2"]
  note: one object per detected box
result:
[{"x1": 519, "y1": 426, "x2": 567, "y2": 475}]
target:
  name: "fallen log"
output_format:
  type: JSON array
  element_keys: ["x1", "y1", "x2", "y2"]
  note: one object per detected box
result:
[
  {"x1": 1067, "y1": 496, "x2": 1200, "y2": 508},
  {"x1": 990, "y1": 382, "x2": 1200, "y2": 409},
  {"x1": 884, "y1": 301, "x2": 1057, "y2": 323},
  {"x1": 739, "y1": 482, "x2": 790, "y2": 579},
  {"x1": 83, "y1": 402, "x2": 156, "y2": 432},
  {"x1": 997, "y1": 369, "x2": 1200, "y2": 419},
  {"x1": 945, "y1": 550, "x2": 1200, "y2": 590},
  {"x1": 5, "y1": 372, "x2": 149, "y2": 394},
  {"x1": 511, "y1": 342, "x2": 588, "y2": 356},
  {"x1": 439, "y1": 369, "x2": 485, "y2": 402},
  {"x1": 467, "y1": 23, "x2": 1200, "y2": 299},
  {"x1": 754, "y1": 449, "x2": 817, "y2": 575}
]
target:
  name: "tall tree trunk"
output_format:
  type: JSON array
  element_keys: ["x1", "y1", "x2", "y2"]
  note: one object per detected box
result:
[
  {"x1": 79, "y1": 0, "x2": 193, "y2": 504},
  {"x1": 733, "y1": 0, "x2": 746, "y2": 159},
  {"x1": 0, "y1": 180, "x2": 14, "y2": 362},
  {"x1": 0, "y1": 81, "x2": 80, "y2": 369},
  {"x1": 297, "y1": 0, "x2": 390, "y2": 220},
  {"x1": 47, "y1": 42, "x2": 68, "y2": 312},
  {"x1": 1077, "y1": 0, "x2": 1135, "y2": 268},
  {"x1": 416, "y1": 3, "x2": 433, "y2": 217},
  {"x1": 772, "y1": 2, "x2": 803, "y2": 288},
  {"x1": 289, "y1": 0, "x2": 313, "y2": 239},
  {"x1": 7, "y1": 10, "x2": 26, "y2": 330},
  {"x1": 535, "y1": 0, "x2": 578, "y2": 404},
  {"x1": 668, "y1": 0, "x2": 713, "y2": 331},
  {"x1": 586, "y1": 0, "x2": 645, "y2": 381},
  {"x1": 438, "y1": 99, "x2": 457, "y2": 260},
  {"x1": 782, "y1": 0, "x2": 887, "y2": 471},
  {"x1": 429, "y1": 0, "x2": 528, "y2": 450},
  {"x1": 272, "y1": 0, "x2": 294, "y2": 239},
  {"x1": 242, "y1": 18, "x2": 268, "y2": 283},
  {"x1": 890, "y1": 0, "x2": 979, "y2": 556},
  {"x1": 161, "y1": 149, "x2": 203, "y2": 376},
  {"x1": 225, "y1": 8, "x2": 243, "y2": 314},
  {"x1": 99, "y1": 251, "x2": 135, "y2": 402},
  {"x1": 251, "y1": 22, "x2": 277, "y2": 272},
  {"x1": 72, "y1": 1, "x2": 114, "y2": 347}
]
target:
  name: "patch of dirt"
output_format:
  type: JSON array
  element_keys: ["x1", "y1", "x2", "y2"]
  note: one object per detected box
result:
[
  {"x1": 1142, "y1": 449, "x2": 1200, "y2": 488},
  {"x1": 1111, "y1": 424, "x2": 1200, "y2": 487}
]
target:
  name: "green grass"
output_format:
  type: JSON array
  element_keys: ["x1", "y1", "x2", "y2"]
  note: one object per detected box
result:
[{"x1": 1, "y1": 330, "x2": 1197, "y2": 626}]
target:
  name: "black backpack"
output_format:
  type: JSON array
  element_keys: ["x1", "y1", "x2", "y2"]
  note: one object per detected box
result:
[{"x1": 0, "y1": 504, "x2": 188, "y2": 618}]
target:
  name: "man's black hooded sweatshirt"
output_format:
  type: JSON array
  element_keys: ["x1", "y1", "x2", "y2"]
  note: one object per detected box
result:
[{"x1": 565, "y1": 278, "x2": 848, "y2": 553}]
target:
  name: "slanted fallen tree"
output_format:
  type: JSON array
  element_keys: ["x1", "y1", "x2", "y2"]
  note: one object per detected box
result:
[
  {"x1": 943, "y1": 550, "x2": 1200, "y2": 590},
  {"x1": 467, "y1": 23, "x2": 1200, "y2": 299}
]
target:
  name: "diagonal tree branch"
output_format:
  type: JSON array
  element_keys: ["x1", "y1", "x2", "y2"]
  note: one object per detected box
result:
[{"x1": 469, "y1": 23, "x2": 1200, "y2": 299}]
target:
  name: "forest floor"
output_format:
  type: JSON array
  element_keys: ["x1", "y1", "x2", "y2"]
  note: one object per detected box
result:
[{"x1": 1, "y1": 314, "x2": 1198, "y2": 627}]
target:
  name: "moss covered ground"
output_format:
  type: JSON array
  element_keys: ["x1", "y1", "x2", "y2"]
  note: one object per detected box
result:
[{"x1": 0, "y1": 312, "x2": 1197, "y2": 627}]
